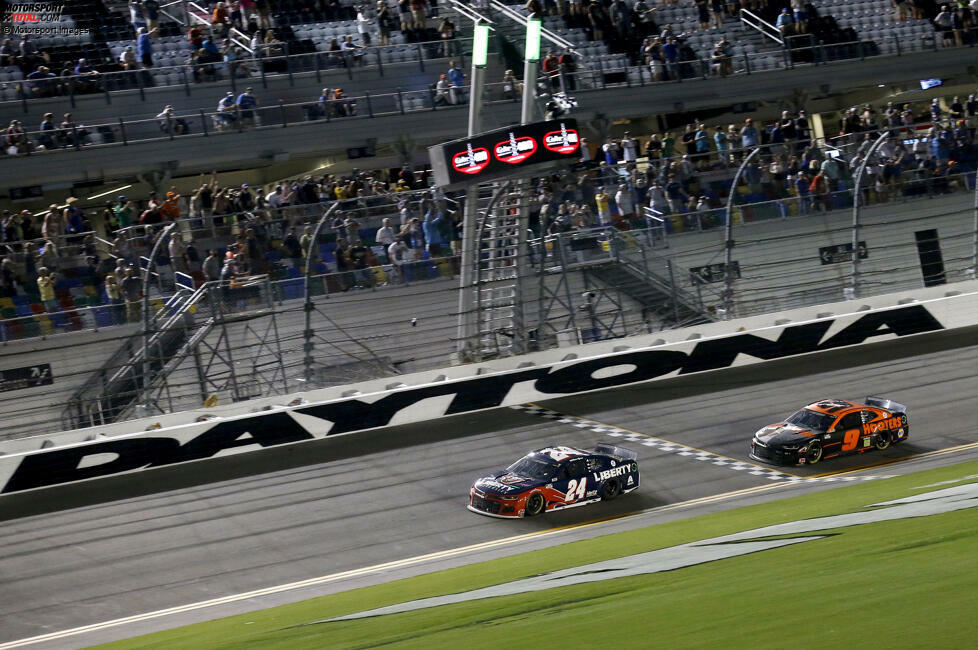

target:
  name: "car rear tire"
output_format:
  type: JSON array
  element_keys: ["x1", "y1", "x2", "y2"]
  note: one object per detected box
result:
[
  {"x1": 805, "y1": 441, "x2": 823, "y2": 465},
  {"x1": 600, "y1": 479, "x2": 621, "y2": 501},
  {"x1": 524, "y1": 492, "x2": 545, "y2": 517},
  {"x1": 875, "y1": 431, "x2": 892, "y2": 450}
]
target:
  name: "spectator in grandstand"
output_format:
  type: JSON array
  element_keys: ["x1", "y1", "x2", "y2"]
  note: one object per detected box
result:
[
  {"x1": 422, "y1": 208, "x2": 449, "y2": 257},
  {"x1": 341, "y1": 35, "x2": 365, "y2": 65},
  {"x1": 137, "y1": 26, "x2": 156, "y2": 67},
  {"x1": 121, "y1": 266, "x2": 143, "y2": 322},
  {"x1": 502, "y1": 69, "x2": 522, "y2": 100},
  {"x1": 933, "y1": 5, "x2": 958, "y2": 47},
  {"x1": 387, "y1": 236, "x2": 409, "y2": 282},
  {"x1": 410, "y1": 0, "x2": 428, "y2": 30},
  {"x1": 26, "y1": 65, "x2": 58, "y2": 98},
  {"x1": 236, "y1": 87, "x2": 259, "y2": 128},
  {"x1": 439, "y1": 15, "x2": 457, "y2": 57},
  {"x1": 376, "y1": 217, "x2": 396, "y2": 248},
  {"x1": 740, "y1": 117, "x2": 759, "y2": 150},
  {"x1": 215, "y1": 92, "x2": 238, "y2": 130},
  {"x1": 160, "y1": 190, "x2": 181, "y2": 220},
  {"x1": 542, "y1": 51, "x2": 559, "y2": 90},
  {"x1": 119, "y1": 45, "x2": 138, "y2": 71},
  {"x1": 776, "y1": 7, "x2": 794, "y2": 36},
  {"x1": 129, "y1": 0, "x2": 147, "y2": 32},
  {"x1": 203, "y1": 249, "x2": 222, "y2": 282},
  {"x1": 434, "y1": 74, "x2": 453, "y2": 105},
  {"x1": 143, "y1": 0, "x2": 161, "y2": 36},
  {"x1": 169, "y1": 233, "x2": 188, "y2": 274},
  {"x1": 615, "y1": 183, "x2": 636, "y2": 226},
  {"x1": 357, "y1": 5, "x2": 374, "y2": 46},
  {"x1": 36, "y1": 267, "x2": 56, "y2": 308},
  {"x1": 620, "y1": 132, "x2": 638, "y2": 163},
  {"x1": 377, "y1": 1, "x2": 393, "y2": 46},
  {"x1": 4, "y1": 119, "x2": 28, "y2": 155},
  {"x1": 212, "y1": 1, "x2": 230, "y2": 37},
  {"x1": 0, "y1": 39, "x2": 14, "y2": 68}
]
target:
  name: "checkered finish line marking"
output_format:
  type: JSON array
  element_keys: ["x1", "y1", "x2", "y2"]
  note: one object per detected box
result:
[{"x1": 510, "y1": 404, "x2": 896, "y2": 484}]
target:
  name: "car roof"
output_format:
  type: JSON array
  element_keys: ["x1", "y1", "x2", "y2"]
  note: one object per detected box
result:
[
  {"x1": 530, "y1": 446, "x2": 591, "y2": 462},
  {"x1": 805, "y1": 399, "x2": 863, "y2": 414}
]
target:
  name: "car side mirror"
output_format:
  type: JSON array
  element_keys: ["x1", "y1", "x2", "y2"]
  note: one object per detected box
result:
[{"x1": 827, "y1": 428, "x2": 835, "y2": 433}]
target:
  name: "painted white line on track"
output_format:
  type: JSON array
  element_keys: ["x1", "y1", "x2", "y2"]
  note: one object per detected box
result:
[{"x1": 0, "y1": 481, "x2": 791, "y2": 649}]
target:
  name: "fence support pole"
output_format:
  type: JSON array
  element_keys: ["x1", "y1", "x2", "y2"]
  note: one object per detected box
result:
[
  {"x1": 850, "y1": 130, "x2": 890, "y2": 298},
  {"x1": 141, "y1": 222, "x2": 177, "y2": 405},
  {"x1": 723, "y1": 145, "x2": 761, "y2": 318},
  {"x1": 972, "y1": 166, "x2": 978, "y2": 276},
  {"x1": 303, "y1": 202, "x2": 340, "y2": 385}
]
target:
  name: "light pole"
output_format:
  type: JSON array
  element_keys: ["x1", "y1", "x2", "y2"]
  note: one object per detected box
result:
[
  {"x1": 723, "y1": 145, "x2": 761, "y2": 318},
  {"x1": 850, "y1": 129, "x2": 890, "y2": 298},
  {"x1": 303, "y1": 202, "x2": 340, "y2": 385},
  {"x1": 521, "y1": 15, "x2": 542, "y2": 125},
  {"x1": 456, "y1": 20, "x2": 492, "y2": 360}
]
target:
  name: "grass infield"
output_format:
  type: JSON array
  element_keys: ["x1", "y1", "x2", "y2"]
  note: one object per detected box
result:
[{"x1": 101, "y1": 460, "x2": 978, "y2": 649}]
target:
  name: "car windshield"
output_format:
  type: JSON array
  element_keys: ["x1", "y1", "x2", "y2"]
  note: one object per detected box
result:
[
  {"x1": 785, "y1": 408, "x2": 835, "y2": 433},
  {"x1": 506, "y1": 455, "x2": 558, "y2": 480}
]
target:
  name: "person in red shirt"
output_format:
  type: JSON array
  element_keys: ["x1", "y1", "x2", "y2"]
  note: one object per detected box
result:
[
  {"x1": 541, "y1": 51, "x2": 559, "y2": 90},
  {"x1": 159, "y1": 190, "x2": 181, "y2": 220}
]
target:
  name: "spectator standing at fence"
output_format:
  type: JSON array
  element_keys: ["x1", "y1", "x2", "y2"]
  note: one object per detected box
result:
[
  {"x1": 376, "y1": 217, "x2": 396, "y2": 248},
  {"x1": 121, "y1": 266, "x2": 142, "y2": 322},
  {"x1": 36, "y1": 267, "x2": 56, "y2": 309},
  {"x1": 387, "y1": 236, "x2": 409, "y2": 282},
  {"x1": 740, "y1": 117, "x2": 758, "y2": 151},
  {"x1": 236, "y1": 88, "x2": 258, "y2": 128},
  {"x1": 216, "y1": 92, "x2": 238, "y2": 129},
  {"x1": 203, "y1": 249, "x2": 222, "y2": 282},
  {"x1": 137, "y1": 26, "x2": 156, "y2": 67}
]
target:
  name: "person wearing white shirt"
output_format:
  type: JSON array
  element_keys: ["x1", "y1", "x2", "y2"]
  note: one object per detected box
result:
[
  {"x1": 357, "y1": 7, "x2": 373, "y2": 46},
  {"x1": 620, "y1": 133, "x2": 638, "y2": 163},
  {"x1": 376, "y1": 217, "x2": 396, "y2": 247},
  {"x1": 267, "y1": 185, "x2": 284, "y2": 209},
  {"x1": 387, "y1": 237, "x2": 409, "y2": 283}
]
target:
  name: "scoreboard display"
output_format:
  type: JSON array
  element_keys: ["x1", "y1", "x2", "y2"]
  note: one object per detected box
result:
[{"x1": 429, "y1": 119, "x2": 581, "y2": 189}]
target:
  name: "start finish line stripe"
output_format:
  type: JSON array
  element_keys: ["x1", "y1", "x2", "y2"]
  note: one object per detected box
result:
[{"x1": 510, "y1": 404, "x2": 896, "y2": 484}]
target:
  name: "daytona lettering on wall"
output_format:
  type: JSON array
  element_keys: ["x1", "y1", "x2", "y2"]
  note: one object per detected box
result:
[{"x1": 0, "y1": 305, "x2": 945, "y2": 493}]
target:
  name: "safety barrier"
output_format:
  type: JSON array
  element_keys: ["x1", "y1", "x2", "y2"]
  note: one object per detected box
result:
[{"x1": 1, "y1": 278, "x2": 976, "y2": 493}]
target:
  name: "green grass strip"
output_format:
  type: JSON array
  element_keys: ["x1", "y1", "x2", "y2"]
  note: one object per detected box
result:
[{"x1": 101, "y1": 460, "x2": 978, "y2": 649}]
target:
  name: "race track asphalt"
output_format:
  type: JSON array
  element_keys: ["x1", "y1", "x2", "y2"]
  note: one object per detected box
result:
[{"x1": 0, "y1": 331, "x2": 976, "y2": 648}]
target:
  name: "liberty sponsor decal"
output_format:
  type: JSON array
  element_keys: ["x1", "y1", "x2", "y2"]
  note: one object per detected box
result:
[
  {"x1": 451, "y1": 144, "x2": 490, "y2": 175},
  {"x1": 593, "y1": 463, "x2": 635, "y2": 482},
  {"x1": 542, "y1": 123, "x2": 580, "y2": 154},
  {"x1": 319, "y1": 481, "x2": 978, "y2": 621},
  {"x1": 0, "y1": 304, "x2": 945, "y2": 492},
  {"x1": 493, "y1": 133, "x2": 537, "y2": 164}
]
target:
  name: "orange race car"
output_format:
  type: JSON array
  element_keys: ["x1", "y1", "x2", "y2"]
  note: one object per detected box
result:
[{"x1": 750, "y1": 397, "x2": 909, "y2": 466}]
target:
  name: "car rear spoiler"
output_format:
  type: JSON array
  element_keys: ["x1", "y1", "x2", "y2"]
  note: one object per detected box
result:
[
  {"x1": 865, "y1": 396, "x2": 908, "y2": 414},
  {"x1": 593, "y1": 443, "x2": 638, "y2": 461}
]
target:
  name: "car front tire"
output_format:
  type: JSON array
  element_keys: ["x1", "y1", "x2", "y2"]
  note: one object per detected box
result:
[
  {"x1": 805, "y1": 441, "x2": 823, "y2": 465},
  {"x1": 524, "y1": 492, "x2": 545, "y2": 517}
]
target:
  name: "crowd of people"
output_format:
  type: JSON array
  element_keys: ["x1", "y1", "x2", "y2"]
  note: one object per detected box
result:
[{"x1": 537, "y1": 94, "x2": 977, "y2": 234}]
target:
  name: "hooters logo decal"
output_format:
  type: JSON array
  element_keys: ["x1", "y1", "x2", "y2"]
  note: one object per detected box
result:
[
  {"x1": 543, "y1": 124, "x2": 580, "y2": 154},
  {"x1": 451, "y1": 145, "x2": 490, "y2": 175},
  {"x1": 494, "y1": 133, "x2": 537, "y2": 164}
]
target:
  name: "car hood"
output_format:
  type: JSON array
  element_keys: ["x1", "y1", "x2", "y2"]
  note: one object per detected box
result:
[
  {"x1": 754, "y1": 422, "x2": 818, "y2": 446},
  {"x1": 474, "y1": 472, "x2": 544, "y2": 496}
]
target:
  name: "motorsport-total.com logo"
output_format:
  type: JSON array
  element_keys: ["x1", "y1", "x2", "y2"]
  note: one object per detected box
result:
[{"x1": 1, "y1": 2, "x2": 91, "y2": 37}]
